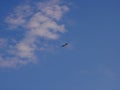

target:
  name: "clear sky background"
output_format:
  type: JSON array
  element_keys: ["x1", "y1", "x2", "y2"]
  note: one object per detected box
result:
[{"x1": 0, "y1": 0, "x2": 120, "y2": 90}]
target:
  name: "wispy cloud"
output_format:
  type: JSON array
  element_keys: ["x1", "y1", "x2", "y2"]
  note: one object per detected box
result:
[
  {"x1": 0, "y1": 0, "x2": 69, "y2": 68},
  {"x1": 0, "y1": 38, "x2": 7, "y2": 47}
]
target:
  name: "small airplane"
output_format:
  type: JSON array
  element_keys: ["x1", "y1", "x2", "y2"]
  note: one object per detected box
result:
[{"x1": 61, "y1": 43, "x2": 68, "y2": 47}]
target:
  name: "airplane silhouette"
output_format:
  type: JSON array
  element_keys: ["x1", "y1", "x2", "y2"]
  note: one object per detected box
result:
[{"x1": 61, "y1": 43, "x2": 68, "y2": 47}]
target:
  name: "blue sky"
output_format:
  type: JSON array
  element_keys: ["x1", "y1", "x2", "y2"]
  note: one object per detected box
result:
[{"x1": 0, "y1": 0, "x2": 120, "y2": 90}]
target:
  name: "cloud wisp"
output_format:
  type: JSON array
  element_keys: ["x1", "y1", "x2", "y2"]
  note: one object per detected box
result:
[{"x1": 0, "y1": 0, "x2": 69, "y2": 68}]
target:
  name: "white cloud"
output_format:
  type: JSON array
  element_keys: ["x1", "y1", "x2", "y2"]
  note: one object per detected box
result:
[
  {"x1": 0, "y1": 0, "x2": 69, "y2": 68},
  {"x1": 5, "y1": 4, "x2": 33, "y2": 29}
]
